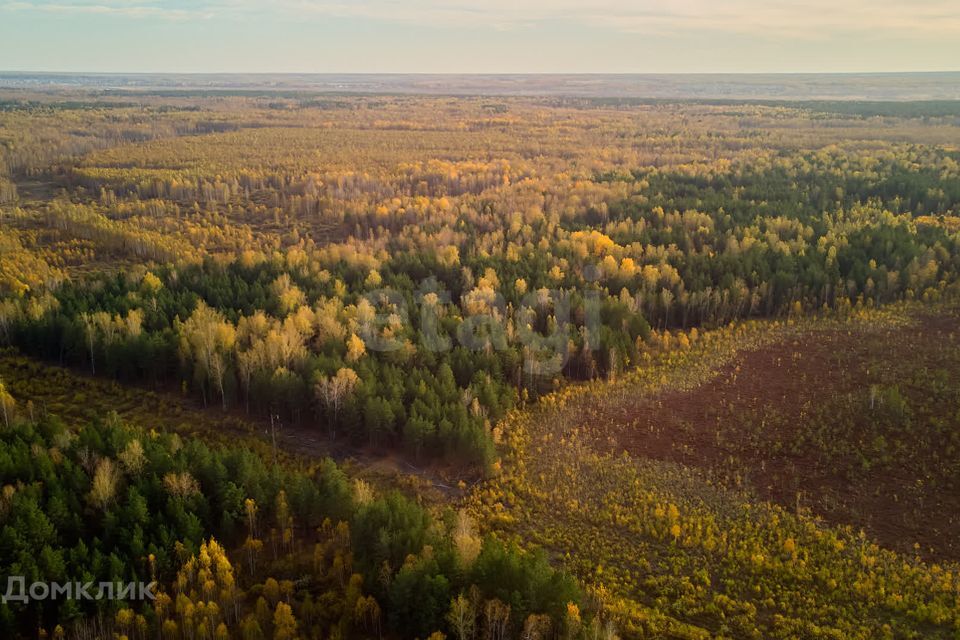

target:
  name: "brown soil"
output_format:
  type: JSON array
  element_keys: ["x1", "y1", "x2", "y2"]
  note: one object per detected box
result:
[{"x1": 605, "y1": 312, "x2": 960, "y2": 561}]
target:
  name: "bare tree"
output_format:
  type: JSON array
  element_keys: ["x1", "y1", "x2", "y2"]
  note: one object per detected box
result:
[{"x1": 314, "y1": 367, "x2": 359, "y2": 438}]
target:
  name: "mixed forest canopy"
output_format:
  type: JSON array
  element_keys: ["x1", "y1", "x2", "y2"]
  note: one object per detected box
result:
[
  {"x1": 1, "y1": 88, "x2": 960, "y2": 639},
  {"x1": 2, "y1": 96, "x2": 959, "y2": 467}
]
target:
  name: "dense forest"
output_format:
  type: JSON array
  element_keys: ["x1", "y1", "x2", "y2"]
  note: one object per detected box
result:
[
  {"x1": 1, "y1": 91, "x2": 960, "y2": 639},
  {"x1": 0, "y1": 414, "x2": 583, "y2": 639}
]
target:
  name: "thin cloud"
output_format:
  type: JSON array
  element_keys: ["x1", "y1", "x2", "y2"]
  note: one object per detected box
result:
[
  {"x1": 1, "y1": 1, "x2": 213, "y2": 20},
  {"x1": 3, "y1": 0, "x2": 959, "y2": 38},
  {"x1": 258, "y1": 0, "x2": 960, "y2": 38}
]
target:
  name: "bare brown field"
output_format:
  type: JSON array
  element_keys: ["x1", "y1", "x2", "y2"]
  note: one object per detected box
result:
[{"x1": 603, "y1": 309, "x2": 960, "y2": 560}]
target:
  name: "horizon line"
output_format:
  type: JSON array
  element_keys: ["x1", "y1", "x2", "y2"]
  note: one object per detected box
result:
[{"x1": 3, "y1": 70, "x2": 960, "y2": 77}]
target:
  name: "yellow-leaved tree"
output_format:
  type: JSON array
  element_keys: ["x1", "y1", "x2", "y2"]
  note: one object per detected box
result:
[
  {"x1": 0, "y1": 377, "x2": 14, "y2": 428},
  {"x1": 89, "y1": 458, "x2": 119, "y2": 510},
  {"x1": 178, "y1": 301, "x2": 237, "y2": 410}
]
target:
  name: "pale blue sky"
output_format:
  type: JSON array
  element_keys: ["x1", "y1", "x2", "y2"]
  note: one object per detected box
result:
[{"x1": 1, "y1": 0, "x2": 958, "y2": 73}]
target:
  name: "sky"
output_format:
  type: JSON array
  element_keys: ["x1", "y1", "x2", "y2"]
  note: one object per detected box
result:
[{"x1": 1, "y1": 0, "x2": 959, "y2": 74}]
